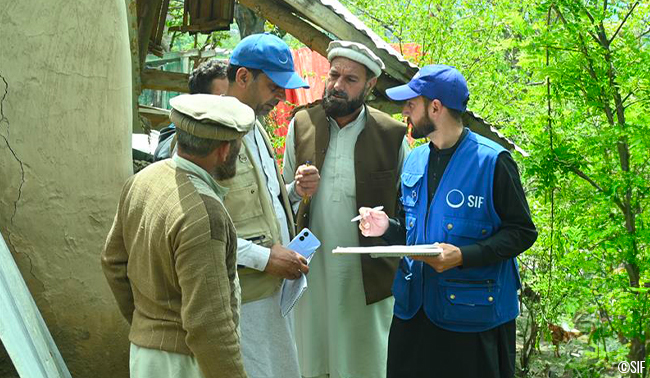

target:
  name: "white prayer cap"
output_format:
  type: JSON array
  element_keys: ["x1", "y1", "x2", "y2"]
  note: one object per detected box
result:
[{"x1": 327, "y1": 40, "x2": 385, "y2": 78}]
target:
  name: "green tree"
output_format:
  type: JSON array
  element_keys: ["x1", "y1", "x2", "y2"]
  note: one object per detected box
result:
[{"x1": 342, "y1": 0, "x2": 650, "y2": 375}]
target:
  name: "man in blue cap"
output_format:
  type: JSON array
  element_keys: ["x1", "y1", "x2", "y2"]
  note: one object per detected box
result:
[
  {"x1": 358, "y1": 64, "x2": 537, "y2": 378},
  {"x1": 217, "y1": 33, "x2": 315, "y2": 378}
]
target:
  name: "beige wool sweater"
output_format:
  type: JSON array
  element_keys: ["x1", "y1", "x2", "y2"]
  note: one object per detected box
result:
[{"x1": 101, "y1": 157, "x2": 247, "y2": 378}]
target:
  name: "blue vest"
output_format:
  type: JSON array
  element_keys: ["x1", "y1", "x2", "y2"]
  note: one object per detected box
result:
[{"x1": 393, "y1": 130, "x2": 521, "y2": 332}]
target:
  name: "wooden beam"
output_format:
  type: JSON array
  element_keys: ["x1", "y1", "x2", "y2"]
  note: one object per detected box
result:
[
  {"x1": 168, "y1": 19, "x2": 232, "y2": 33},
  {"x1": 154, "y1": 0, "x2": 171, "y2": 47},
  {"x1": 238, "y1": 0, "x2": 331, "y2": 54},
  {"x1": 139, "y1": 105, "x2": 172, "y2": 129},
  {"x1": 141, "y1": 68, "x2": 190, "y2": 93},
  {"x1": 126, "y1": 0, "x2": 142, "y2": 133},
  {"x1": 137, "y1": 0, "x2": 164, "y2": 68}
]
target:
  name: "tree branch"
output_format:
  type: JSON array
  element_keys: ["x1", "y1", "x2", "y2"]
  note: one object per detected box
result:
[
  {"x1": 622, "y1": 91, "x2": 634, "y2": 104},
  {"x1": 564, "y1": 162, "x2": 605, "y2": 192},
  {"x1": 609, "y1": 1, "x2": 639, "y2": 45},
  {"x1": 544, "y1": 45, "x2": 582, "y2": 53},
  {"x1": 639, "y1": 26, "x2": 650, "y2": 39},
  {"x1": 581, "y1": 7, "x2": 603, "y2": 44},
  {"x1": 624, "y1": 98, "x2": 650, "y2": 109},
  {"x1": 559, "y1": 159, "x2": 626, "y2": 213}
]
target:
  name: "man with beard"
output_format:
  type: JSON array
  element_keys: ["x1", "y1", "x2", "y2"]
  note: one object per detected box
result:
[
  {"x1": 358, "y1": 64, "x2": 537, "y2": 378},
  {"x1": 217, "y1": 33, "x2": 312, "y2": 378},
  {"x1": 282, "y1": 40, "x2": 409, "y2": 378},
  {"x1": 101, "y1": 94, "x2": 254, "y2": 378}
]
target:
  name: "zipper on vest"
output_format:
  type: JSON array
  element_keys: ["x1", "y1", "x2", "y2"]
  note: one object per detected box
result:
[
  {"x1": 445, "y1": 279, "x2": 495, "y2": 284},
  {"x1": 445, "y1": 278, "x2": 495, "y2": 292}
]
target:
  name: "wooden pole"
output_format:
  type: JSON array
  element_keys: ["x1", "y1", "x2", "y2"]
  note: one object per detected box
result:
[
  {"x1": 237, "y1": 0, "x2": 331, "y2": 55},
  {"x1": 125, "y1": 0, "x2": 142, "y2": 133},
  {"x1": 137, "y1": 0, "x2": 164, "y2": 68}
]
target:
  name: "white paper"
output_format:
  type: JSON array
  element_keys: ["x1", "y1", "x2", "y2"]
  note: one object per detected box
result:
[
  {"x1": 280, "y1": 272, "x2": 308, "y2": 317},
  {"x1": 332, "y1": 244, "x2": 442, "y2": 258},
  {"x1": 280, "y1": 229, "x2": 320, "y2": 317}
]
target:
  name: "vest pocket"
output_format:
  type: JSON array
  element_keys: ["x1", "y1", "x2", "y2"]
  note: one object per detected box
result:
[
  {"x1": 226, "y1": 183, "x2": 264, "y2": 221},
  {"x1": 442, "y1": 216, "x2": 493, "y2": 245},
  {"x1": 401, "y1": 172, "x2": 424, "y2": 208},
  {"x1": 438, "y1": 279, "x2": 500, "y2": 325}
]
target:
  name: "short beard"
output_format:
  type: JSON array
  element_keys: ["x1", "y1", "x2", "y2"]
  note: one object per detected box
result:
[
  {"x1": 322, "y1": 87, "x2": 366, "y2": 118},
  {"x1": 411, "y1": 114, "x2": 436, "y2": 139},
  {"x1": 212, "y1": 140, "x2": 240, "y2": 180},
  {"x1": 255, "y1": 99, "x2": 279, "y2": 117}
]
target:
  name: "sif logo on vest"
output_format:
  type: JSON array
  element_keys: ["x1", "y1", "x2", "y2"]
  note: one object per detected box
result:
[{"x1": 445, "y1": 189, "x2": 484, "y2": 209}]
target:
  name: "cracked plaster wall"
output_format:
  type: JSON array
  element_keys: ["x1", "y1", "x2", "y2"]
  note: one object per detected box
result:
[{"x1": 0, "y1": 1, "x2": 132, "y2": 376}]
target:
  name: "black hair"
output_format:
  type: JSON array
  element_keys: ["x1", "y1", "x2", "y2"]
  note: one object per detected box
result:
[
  {"x1": 188, "y1": 60, "x2": 228, "y2": 95},
  {"x1": 226, "y1": 64, "x2": 263, "y2": 83},
  {"x1": 423, "y1": 97, "x2": 465, "y2": 122},
  {"x1": 364, "y1": 66, "x2": 376, "y2": 81},
  {"x1": 447, "y1": 108, "x2": 464, "y2": 123}
]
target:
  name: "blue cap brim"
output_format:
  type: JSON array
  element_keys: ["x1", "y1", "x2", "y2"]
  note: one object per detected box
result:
[
  {"x1": 264, "y1": 70, "x2": 310, "y2": 89},
  {"x1": 385, "y1": 84, "x2": 420, "y2": 101}
]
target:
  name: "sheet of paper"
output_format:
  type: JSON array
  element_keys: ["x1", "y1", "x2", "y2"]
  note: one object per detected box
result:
[
  {"x1": 332, "y1": 244, "x2": 442, "y2": 258},
  {"x1": 280, "y1": 272, "x2": 308, "y2": 317},
  {"x1": 280, "y1": 229, "x2": 320, "y2": 317}
]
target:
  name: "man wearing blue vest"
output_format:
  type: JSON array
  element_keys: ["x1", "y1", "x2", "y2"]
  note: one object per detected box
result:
[{"x1": 358, "y1": 64, "x2": 537, "y2": 378}]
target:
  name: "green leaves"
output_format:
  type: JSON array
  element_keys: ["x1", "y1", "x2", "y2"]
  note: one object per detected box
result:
[{"x1": 343, "y1": 0, "x2": 650, "y2": 368}]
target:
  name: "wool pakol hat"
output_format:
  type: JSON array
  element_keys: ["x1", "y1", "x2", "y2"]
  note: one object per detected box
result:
[
  {"x1": 385, "y1": 64, "x2": 469, "y2": 112},
  {"x1": 169, "y1": 94, "x2": 255, "y2": 141},
  {"x1": 327, "y1": 40, "x2": 385, "y2": 78}
]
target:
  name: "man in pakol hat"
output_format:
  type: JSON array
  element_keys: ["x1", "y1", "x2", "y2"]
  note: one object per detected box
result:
[
  {"x1": 359, "y1": 64, "x2": 537, "y2": 378},
  {"x1": 283, "y1": 40, "x2": 410, "y2": 378},
  {"x1": 154, "y1": 59, "x2": 229, "y2": 161},
  {"x1": 102, "y1": 94, "x2": 254, "y2": 378},
  {"x1": 218, "y1": 33, "x2": 313, "y2": 378}
]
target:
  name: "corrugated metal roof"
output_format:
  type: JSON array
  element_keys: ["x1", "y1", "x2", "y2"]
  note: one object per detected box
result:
[{"x1": 317, "y1": 0, "x2": 419, "y2": 77}]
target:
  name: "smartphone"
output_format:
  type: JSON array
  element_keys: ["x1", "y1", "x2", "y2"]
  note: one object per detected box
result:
[{"x1": 287, "y1": 228, "x2": 321, "y2": 259}]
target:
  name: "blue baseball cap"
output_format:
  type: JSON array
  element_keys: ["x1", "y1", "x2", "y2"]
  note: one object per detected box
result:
[
  {"x1": 385, "y1": 64, "x2": 469, "y2": 112},
  {"x1": 230, "y1": 33, "x2": 309, "y2": 89}
]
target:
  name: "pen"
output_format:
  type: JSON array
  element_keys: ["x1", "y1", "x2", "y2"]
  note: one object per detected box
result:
[
  {"x1": 302, "y1": 161, "x2": 312, "y2": 204},
  {"x1": 350, "y1": 206, "x2": 384, "y2": 222}
]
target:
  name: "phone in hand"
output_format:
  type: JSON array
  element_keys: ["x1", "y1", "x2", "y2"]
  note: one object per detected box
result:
[{"x1": 287, "y1": 228, "x2": 321, "y2": 259}]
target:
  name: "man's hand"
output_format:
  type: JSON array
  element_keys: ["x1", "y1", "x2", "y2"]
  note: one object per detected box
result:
[
  {"x1": 264, "y1": 243, "x2": 310, "y2": 280},
  {"x1": 411, "y1": 243, "x2": 463, "y2": 273},
  {"x1": 294, "y1": 164, "x2": 320, "y2": 197},
  {"x1": 358, "y1": 207, "x2": 389, "y2": 237}
]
